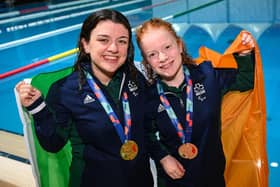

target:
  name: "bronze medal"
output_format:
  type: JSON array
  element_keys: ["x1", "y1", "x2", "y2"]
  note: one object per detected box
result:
[
  {"x1": 120, "y1": 140, "x2": 138, "y2": 160},
  {"x1": 178, "y1": 143, "x2": 198, "y2": 159}
]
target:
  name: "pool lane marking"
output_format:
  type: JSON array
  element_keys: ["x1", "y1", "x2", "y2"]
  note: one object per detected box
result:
[
  {"x1": 0, "y1": 0, "x2": 102, "y2": 19},
  {"x1": 0, "y1": 0, "x2": 144, "y2": 25}
]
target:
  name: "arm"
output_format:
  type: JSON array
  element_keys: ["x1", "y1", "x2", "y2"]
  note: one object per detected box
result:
[
  {"x1": 144, "y1": 118, "x2": 185, "y2": 179},
  {"x1": 195, "y1": 31, "x2": 256, "y2": 94},
  {"x1": 143, "y1": 85, "x2": 185, "y2": 179},
  {"x1": 226, "y1": 31, "x2": 256, "y2": 92},
  {"x1": 226, "y1": 52, "x2": 255, "y2": 92},
  {"x1": 16, "y1": 81, "x2": 70, "y2": 153}
]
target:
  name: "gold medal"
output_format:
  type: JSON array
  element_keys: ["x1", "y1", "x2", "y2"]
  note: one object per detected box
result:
[
  {"x1": 120, "y1": 140, "x2": 138, "y2": 160},
  {"x1": 178, "y1": 143, "x2": 198, "y2": 159}
]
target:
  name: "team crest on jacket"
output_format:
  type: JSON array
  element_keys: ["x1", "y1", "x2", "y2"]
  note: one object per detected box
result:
[
  {"x1": 194, "y1": 83, "x2": 206, "y2": 102},
  {"x1": 128, "y1": 80, "x2": 138, "y2": 96},
  {"x1": 157, "y1": 104, "x2": 165, "y2": 113},
  {"x1": 83, "y1": 94, "x2": 95, "y2": 104}
]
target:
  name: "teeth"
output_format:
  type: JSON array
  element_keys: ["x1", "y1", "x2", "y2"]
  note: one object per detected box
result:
[{"x1": 104, "y1": 56, "x2": 117, "y2": 60}]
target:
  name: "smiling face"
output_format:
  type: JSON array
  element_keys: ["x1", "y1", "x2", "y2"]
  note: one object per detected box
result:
[
  {"x1": 82, "y1": 20, "x2": 129, "y2": 85},
  {"x1": 139, "y1": 26, "x2": 184, "y2": 86}
]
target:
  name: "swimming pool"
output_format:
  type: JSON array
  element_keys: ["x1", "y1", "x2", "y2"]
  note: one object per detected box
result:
[{"x1": 0, "y1": 0, "x2": 279, "y2": 186}]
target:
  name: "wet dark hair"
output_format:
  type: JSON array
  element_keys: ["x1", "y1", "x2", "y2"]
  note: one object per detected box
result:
[
  {"x1": 74, "y1": 9, "x2": 136, "y2": 86},
  {"x1": 136, "y1": 18, "x2": 195, "y2": 84}
]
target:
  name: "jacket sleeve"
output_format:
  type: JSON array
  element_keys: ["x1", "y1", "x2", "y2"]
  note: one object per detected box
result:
[
  {"x1": 26, "y1": 80, "x2": 71, "y2": 153},
  {"x1": 226, "y1": 53, "x2": 255, "y2": 92}
]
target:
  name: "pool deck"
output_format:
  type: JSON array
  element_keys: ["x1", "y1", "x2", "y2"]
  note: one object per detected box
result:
[{"x1": 0, "y1": 130, "x2": 36, "y2": 187}]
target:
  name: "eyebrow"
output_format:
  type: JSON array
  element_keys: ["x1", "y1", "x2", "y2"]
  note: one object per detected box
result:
[{"x1": 96, "y1": 34, "x2": 129, "y2": 39}]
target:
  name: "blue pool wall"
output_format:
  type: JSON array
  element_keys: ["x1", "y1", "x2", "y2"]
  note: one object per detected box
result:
[{"x1": 151, "y1": 0, "x2": 279, "y2": 23}]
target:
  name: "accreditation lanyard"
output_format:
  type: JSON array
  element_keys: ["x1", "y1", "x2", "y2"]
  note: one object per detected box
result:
[
  {"x1": 84, "y1": 71, "x2": 132, "y2": 144},
  {"x1": 156, "y1": 67, "x2": 193, "y2": 144}
]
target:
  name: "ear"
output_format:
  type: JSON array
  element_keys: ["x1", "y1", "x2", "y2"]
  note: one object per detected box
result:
[
  {"x1": 178, "y1": 39, "x2": 183, "y2": 54},
  {"x1": 81, "y1": 38, "x2": 89, "y2": 53}
]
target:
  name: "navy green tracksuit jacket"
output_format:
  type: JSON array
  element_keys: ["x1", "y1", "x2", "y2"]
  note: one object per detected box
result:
[
  {"x1": 26, "y1": 63, "x2": 154, "y2": 187},
  {"x1": 145, "y1": 54, "x2": 254, "y2": 187}
]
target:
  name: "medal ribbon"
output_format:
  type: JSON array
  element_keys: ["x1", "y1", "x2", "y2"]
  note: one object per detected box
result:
[
  {"x1": 84, "y1": 71, "x2": 132, "y2": 143},
  {"x1": 156, "y1": 67, "x2": 193, "y2": 144}
]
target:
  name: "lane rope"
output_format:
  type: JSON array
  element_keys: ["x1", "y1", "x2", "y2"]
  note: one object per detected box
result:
[{"x1": 0, "y1": 48, "x2": 78, "y2": 79}]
